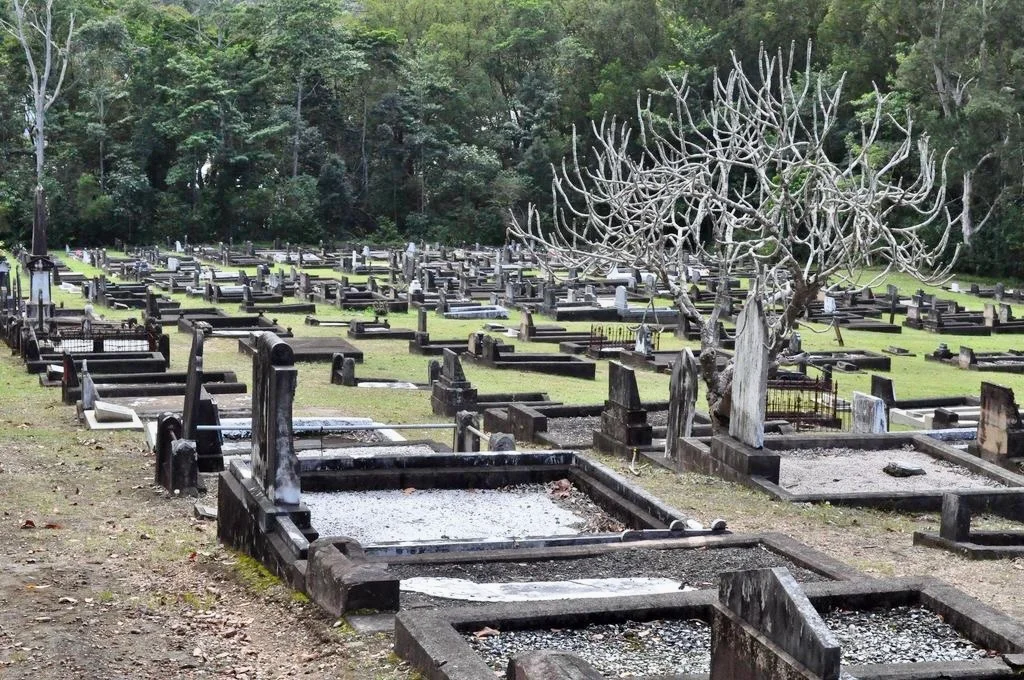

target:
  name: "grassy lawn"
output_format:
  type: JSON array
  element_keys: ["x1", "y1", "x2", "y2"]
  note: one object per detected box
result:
[{"x1": 32, "y1": 249, "x2": 1024, "y2": 436}]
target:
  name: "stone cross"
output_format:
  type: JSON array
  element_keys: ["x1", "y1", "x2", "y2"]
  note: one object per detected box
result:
[
  {"x1": 729, "y1": 298, "x2": 769, "y2": 448},
  {"x1": 250, "y1": 333, "x2": 299, "y2": 505}
]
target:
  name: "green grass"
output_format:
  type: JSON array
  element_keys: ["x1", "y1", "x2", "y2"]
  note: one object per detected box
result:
[{"x1": 20, "y1": 248, "x2": 1024, "y2": 442}]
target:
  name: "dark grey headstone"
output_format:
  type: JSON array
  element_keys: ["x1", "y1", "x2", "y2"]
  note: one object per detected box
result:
[
  {"x1": 251, "y1": 333, "x2": 299, "y2": 505},
  {"x1": 715, "y1": 568, "x2": 840, "y2": 680},
  {"x1": 607, "y1": 362, "x2": 643, "y2": 410}
]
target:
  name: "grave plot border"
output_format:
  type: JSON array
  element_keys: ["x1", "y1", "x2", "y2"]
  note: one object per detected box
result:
[
  {"x1": 913, "y1": 488, "x2": 1024, "y2": 559},
  {"x1": 223, "y1": 448, "x2": 746, "y2": 617},
  {"x1": 367, "y1": 531, "x2": 864, "y2": 581},
  {"x1": 237, "y1": 335, "x2": 364, "y2": 363},
  {"x1": 679, "y1": 432, "x2": 1024, "y2": 511},
  {"x1": 393, "y1": 576, "x2": 1024, "y2": 680}
]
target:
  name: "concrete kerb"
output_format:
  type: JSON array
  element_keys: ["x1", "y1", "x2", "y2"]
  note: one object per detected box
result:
[
  {"x1": 221, "y1": 447, "x2": 740, "y2": 618},
  {"x1": 393, "y1": 575, "x2": 1024, "y2": 680},
  {"x1": 682, "y1": 432, "x2": 1024, "y2": 511},
  {"x1": 913, "y1": 487, "x2": 1024, "y2": 559}
]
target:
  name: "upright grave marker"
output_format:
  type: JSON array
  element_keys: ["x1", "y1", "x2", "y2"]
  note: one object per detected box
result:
[
  {"x1": 729, "y1": 298, "x2": 769, "y2": 448},
  {"x1": 251, "y1": 333, "x2": 299, "y2": 505}
]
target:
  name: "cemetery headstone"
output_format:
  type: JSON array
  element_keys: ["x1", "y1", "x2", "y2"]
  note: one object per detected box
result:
[
  {"x1": 851, "y1": 392, "x2": 887, "y2": 434},
  {"x1": 729, "y1": 298, "x2": 769, "y2": 448},
  {"x1": 614, "y1": 285, "x2": 628, "y2": 311},
  {"x1": 665, "y1": 348, "x2": 699, "y2": 461},
  {"x1": 976, "y1": 382, "x2": 1024, "y2": 461},
  {"x1": 250, "y1": 333, "x2": 300, "y2": 505},
  {"x1": 711, "y1": 568, "x2": 840, "y2": 680}
]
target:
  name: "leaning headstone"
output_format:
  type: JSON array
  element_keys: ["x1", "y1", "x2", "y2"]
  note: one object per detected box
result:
[
  {"x1": 81, "y1": 360, "x2": 98, "y2": 410},
  {"x1": 665, "y1": 348, "x2": 699, "y2": 461},
  {"x1": 822, "y1": 295, "x2": 837, "y2": 315},
  {"x1": 250, "y1": 333, "x2": 300, "y2": 505},
  {"x1": 729, "y1": 298, "x2": 769, "y2": 448},
  {"x1": 851, "y1": 391, "x2": 887, "y2": 434}
]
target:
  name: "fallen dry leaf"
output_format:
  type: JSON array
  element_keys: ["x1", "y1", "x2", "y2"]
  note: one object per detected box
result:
[
  {"x1": 472, "y1": 626, "x2": 500, "y2": 638},
  {"x1": 548, "y1": 478, "x2": 573, "y2": 499},
  {"x1": 21, "y1": 519, "x2": 36, "y2": 529},
  {"x1": 44, "y1": 522, "x2": 62, "y2": 529}
]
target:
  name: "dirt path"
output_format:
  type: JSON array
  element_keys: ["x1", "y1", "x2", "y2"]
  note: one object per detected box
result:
[
  {"x1": 0, "y1": 370, "x2": 411, "y2": 680},
  {"x1": 4, "y1": 344, "x2": 1024, "y2": 679}
]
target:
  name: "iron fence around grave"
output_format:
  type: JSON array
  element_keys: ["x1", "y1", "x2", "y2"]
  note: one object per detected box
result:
[
  {"x1": 43, "y1": 325, "x2": 159, "y2": 354},
  {"x1": 765, "y1": 378, "x2": 850, "y2": 432},
  {"x1": 588, "y1": 324, "x2": 662, "y2": 353}
]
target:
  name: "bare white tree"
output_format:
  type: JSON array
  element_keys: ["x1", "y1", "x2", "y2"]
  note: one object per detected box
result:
[
  {"x1": 1, "y1": 0, "x2": 75, "y2": 256},
  {"x1": 511, "y1": 44, "x2": 957, "y2": 427}
]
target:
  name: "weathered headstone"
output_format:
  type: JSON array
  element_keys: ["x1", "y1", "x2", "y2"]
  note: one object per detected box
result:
[
  {"x1": 729, "y1": 299, "x2": 769, "y2": 448},
  {"x1": 976, "y1": 381, "x2": 1024, "y2": 461},
  {"x1": 250, "y1": 333, "x2": 299, "y2": 505},
  {"x1": 594, "y1": 362, "x2": 653, "y2": 455},
  {"x1": 341, "y1": 357, "x2": 356, "y2": 387},
  {"x1": 711, "y1": 568, "x2": 840, "y2": 680},
  {"x1": 431, "y1": 349, "x2": 478, "y2": 416},
  {"x1": 665, "y1": 348, "x2": 699, "y2": 461},
  {"x1": 81, "y1": 360, "x2": 98, "y2": 410},
  {"x1": 851, "y1": 391, "x2": 887, "y2": 434}
]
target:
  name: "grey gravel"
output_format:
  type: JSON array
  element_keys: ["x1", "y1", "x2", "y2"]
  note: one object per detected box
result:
[
  {"x1": 303, "y1": 483, "x2": 619, "y2": 544},
  {"x1": 466, "y1": 618, "x2": 711, "y2": 676},
  {"x1": 545, "y1": 411, "x2": 669, "y2": 447},
  {"x1": 823, "y1": 606, "x2": 990, "y2": 666},
  {"x1": 779, "y1": 446, "x2": 1007, "y2": 494},
  {"x1": 545, "y1": 416, "x2": 601, "y2": 447},
  {"x1": 390, "y1": 545, "x2": 828, "y2": 610}
]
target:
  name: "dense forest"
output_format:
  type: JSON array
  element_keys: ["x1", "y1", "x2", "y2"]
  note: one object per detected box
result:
[{"x1": 1, "y1": 0, "x2": 1022, "y2": 275}]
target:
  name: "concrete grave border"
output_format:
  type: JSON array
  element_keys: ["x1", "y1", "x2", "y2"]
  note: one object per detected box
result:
[
  {"x1": 394, "y1": 575, "x2": 1024, "y2": 680},
  {"x1": 678, "y1": 432, "x2": 1024, "y2": 510}
]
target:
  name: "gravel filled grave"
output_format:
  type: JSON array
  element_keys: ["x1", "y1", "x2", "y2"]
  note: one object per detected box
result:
[
  {"x1": 303, "y1": 482, "x2": 619, "y2": 544},
  {"x1": 545, "y1": 410, "x2": 669, "y2": 447},
  {"x1": 778, "y1": 446, "x2": 1007, "y2": 495},
  {"x1": 299, "y1": 443, "x2": 439, "y2": 459},
  {"x1": 389, "y1": 545, "x2": 828, "y2": 609},
  {"x1": 466, "y1": 618, "x2": 711, "y2": 676},
  {"x1": 823, "y1": 606, "x2": 990, "y2": 666}
]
